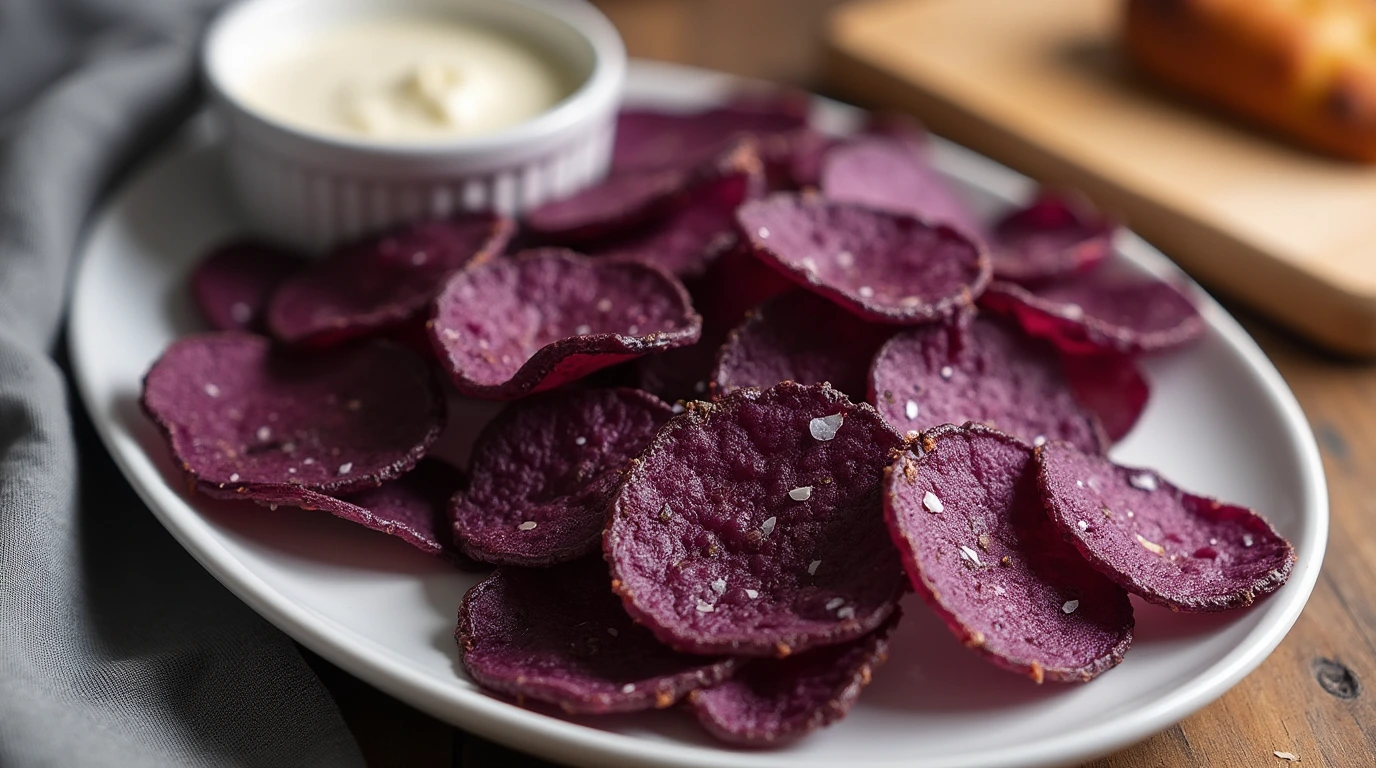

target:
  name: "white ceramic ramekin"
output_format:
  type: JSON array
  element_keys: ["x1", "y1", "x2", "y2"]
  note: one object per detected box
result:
[{"x1": 202, "y1": 0, "x2": 625, "y2": 251}]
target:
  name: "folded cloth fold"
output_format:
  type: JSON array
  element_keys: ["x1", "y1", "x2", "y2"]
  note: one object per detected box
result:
[{"x1": 0, "y1": 1, "x2": 363, "y2": 765}]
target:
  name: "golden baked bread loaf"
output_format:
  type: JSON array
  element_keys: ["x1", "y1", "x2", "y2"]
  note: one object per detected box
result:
[{"x1": 1124, "y1": 0, "x2": 1376, "y2": 161}]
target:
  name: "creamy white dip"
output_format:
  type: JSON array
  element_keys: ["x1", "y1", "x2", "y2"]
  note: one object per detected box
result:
[{"x1": 232, "y1": 16, "x2": 575, "y2": 142}]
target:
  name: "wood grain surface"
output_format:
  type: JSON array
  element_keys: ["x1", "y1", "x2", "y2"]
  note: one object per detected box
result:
[
  {"x1": 312, "y1": 2, "x2": 1370, "y2": 766},
  {"x1": 824, "y1": 0, "x2": 1376, "y2": 357}
]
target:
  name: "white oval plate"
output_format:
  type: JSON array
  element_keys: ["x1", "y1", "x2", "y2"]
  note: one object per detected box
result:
[{"x1": 69, "y1": 61, "x2": 1327, "y2": 768}]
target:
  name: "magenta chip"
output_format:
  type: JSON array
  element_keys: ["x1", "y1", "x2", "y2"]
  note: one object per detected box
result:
[
  {"x1": 429, "y1": 249, "x2": 702, "y2": 399},
  {"x1": 885, "y1": 424, "x2": 1133, "y2": 683},
  {"x1": 525, "y1": 169, "x2": 686, "y2": 244},
  {"x1": 988, "y1": 192, "x2": 1115, "y2": 283},
  {"x1": 820, "y1": 136, "x2": 980, "y2": 237},
  {"x1": 141, "y1": 332, "x2": 444, "y2": 497},
  {"x1": 736, "y1": 193, "x2": 989, "y2": 325},
  {"x1": 189, "y1": 239, "x2": 305, "y2": 332},
  {"x1": 981, "y1": 273, "x2": 1205, "y2": 355},
  {"x1": 1036, "y1": 442, "x2": 1296, "y2": 611},
  {"x1": 245, "y1": 459, "x2": 468, "y2": 560},
  {"x1": 457, "y1": 558, "x2": 739, "y2": 714},
  {"x1": 613, "y1": 103, "x2": 808, "y2": 176},
  {"x1": 713, "y1": 290, "x2": 893, "y2": 400},
  {"x1": 452, "y1": 388, "x2": 674, "y2": 567},
  {"x1": 591, "y1": 141, "x2": 765, "y2": 279},
  {"x1": 869, "y1": 317, "x2": 1109, "y2": 453},
  {"x1": 605, "y1": 382, "x2": 907, "y2": 658},
  {"x1": 1061, "y1": 353, "x2": 1150, "y2": 442},
  {"x1": 688, "y1": 610, "x2": 899, "y2": 746},
  {"x1": 268, "y1": 215, "x2": 515, "y2": 346}
]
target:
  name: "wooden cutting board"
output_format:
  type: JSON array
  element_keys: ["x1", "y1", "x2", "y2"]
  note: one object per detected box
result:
[{"x1": 826, "y1": 0, "x2": 1376, "y2": 355}]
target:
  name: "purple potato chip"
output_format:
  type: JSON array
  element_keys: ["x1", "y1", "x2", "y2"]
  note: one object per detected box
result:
[
  {"x1": 591, "y1": 141, "x2": 765, "y2": 279},
  {"x1": 1061, "y1": 353, "x2": 1150, "y2": 443},
  {"x1": 525, "y1": 169, "x2": 687, "y2": 244},
  {"x1": 737, "y1": 193, "x2": 989, "y2": 325},
  {"x1": 636, "y1": 336, "x2": 722, "y2": 405},
  {"x1": 457, "y1": 558, "x2": 739, "y2": 714},
  {"x1": 713, "y1": 289, "x2": 893, "y2": 401},
  {"x1": 869, "y1": 316, "x2": 1109, "y2": 453},
  {"x1": 268, "y1": 215, "x2": 515, "y2": 346},
  {"x1": 613, "y1": 103, "x2": 809, "y2": 176},
  {"x1": 452, "y1": 388, "x2": 674, "y2": 567},
  {"x1": 885, "y1": 424, "x2": 1133, "y2": 683},
  {"x1": 429, "y1": 249, "x2": 702, "y2": 399},
  {"x1": 605, "y1": 382, "x2": 907, "y2": 658},
  {"x1": 189, "y1": 239, "x2": 305, "y2": 332},
  {"x1": 687, "y1": 610, "x2": 899, "y2": 746},
  {"x1": 820, "y1": 136, "x2": 980, "y2": 237},
  {"x1": 987, "y1": 192, "x2": 1115, "y2": 283},
  {"x1": 244, "y1": 459, "x2": 471, "y2": 560},
  {"x1": 1036, "y1": 442, "x2": 1296, "y2": 611},
  {"x1": 981, "y1": 273, "x2": 1205, "y2": 355},
  {"x1": 141, "y1": 332, "x2": 444, "y2": 497}
]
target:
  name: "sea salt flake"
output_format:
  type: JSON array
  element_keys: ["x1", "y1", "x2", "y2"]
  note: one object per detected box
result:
[
  {"x1": 203, "y1": 383, "x2": 221, "y2": 398},
  {"x1": 1033, "y1": 435, "x2": 1047, "y2": 447},
  {"x1": 757, "y1": 226, "x2": 770, "y2": 239},
  {"x1": 939, "y1": 366, "x2": 954, "y2": 380},
  {"x1": 788, "y1": 486, "x2": 813, "y2": 501},
  {"x1": 337, "y1": 462, "x2": 353, "y2": 475},
  {"x1": 256, "y1": 426, "x2": 271, "y2": 441},
  {"x1": 1076, "y1": 480, "x2": 1084, "y2": 488},
  {"x1": 518, "y1": 521, "x2": 538, "y2": 531},
  {"x1": 807, "y1": 559, "x2": 822, "y2": 576},
  {"x1": 1062, "y1": 600, "x2": 1080, "y2": 614},
  {"x1": 857, "y1": 286, "x2": 875, "y2": 298},
  {"x1": 1063, "y1": 303, "x2": 1084, "y2": 320},
  {"x1": 229, "y1": 473, "x2": 240, "y2": 482},
  {"x1": 575, "y1": 324, "x2": 592, "y2": 336},
  {"x1": 1129, "y1": 473, "x2": 1158, "y2": 491},
  {"x1": 695, "y1": 601, "x2": 714, "y2": 613},
  {"x1": 671, "y1": 403, "x2": 686, "y2": 414},
  {"x1": 1243, "y1": 534, "x2": 1255, "y2": 548},
  {"x1": 899, "y1": 296, "x2": 921, "y2": 307},
  {"x1": 959, "y1": 545, "x2": 982, "y2": 566},
  {"x1": 303, "y1": 458, "x2": 315, "y2": 465},
  {"x1": 922, "y1": 491, "x2": 944, "y2": 514},
  {"x1": 993, "y1": 584, "x2": 1007, "y2": 596},
  {"x1": 1136, "y1": 534, "x2": 1165, "y2": 555},
  {"x1": 744, "y1": 589, "x2": 759, "y2": 599},
  {"x1": 809, "y1": 413, "x2": 844, "y2": 441},
  {"x1": 574, "y1": 436, "x2": 587, "y2": 446},
  {"x1": 1076, "y1": 519, "x2": 1089, "y2": 531},
  {"x1": 621, "y1": 683, "x2": 635, "y2": 693},
  {"x1": 711, "y1": 578, "x2": 727, "y2": 595},
  {"x1": 905, "y1": 400, "x2": 919, "y2": 420},
  {"x1": 836, "y1": 250, "x2": 854, "y2": 268},
  {"x1": 761, "y1": 516, "x2": 777, "y2": 535},
  {"x1": 836, "y1": 606, "x2": 855, "y2": 620},
  {"x1": 825, "y1": 597, "x2": 845, "y2": 611}
]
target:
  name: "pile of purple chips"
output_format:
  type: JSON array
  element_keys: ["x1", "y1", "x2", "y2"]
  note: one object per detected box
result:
[{"x1": 141, "y1": 93, "x2": 1295, "y2": 747}]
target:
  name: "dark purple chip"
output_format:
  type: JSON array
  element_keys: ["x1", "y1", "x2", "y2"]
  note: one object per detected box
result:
[
  {"x1": 605, "y1": 382, "x2": 907, "y2": 658},
  {"x1": 452, "y1": 388, "x2": 674, "y2": 567},
  {"x1": 820, "y1": 136, "x2": 980, "y2": 237},
  {"x1": 613, "y1": 103, "x2": 809, "y2": 176},
  {"x1": 141, "y1": 332, "x2": 444, "y2": 497},
  {"x1": 1036, "y1": 442, "x2": 1296, "y2": 612},
  {"x1": 737, "y1": 193, "x2": 989, "y2": 325},
  {"x1": 1061, "y1": 353, "x2": 1150, "y2": 443},
  {"x1": 885, "y1": 424, "x2": 1133, "y2": 683},
  {"x1": 244, "y1": 459, "x2": 470, "y2": 560},
  {"x1": 687, "y1": 610, "x2": 899, "y2": 746},
  {"x1": 189, "y1": 240, "x2": 306, "y2": 332},
  {"x1": 713, "y1": 289, "x2": 893, "y2": 401},
  {"x1": 457, "y1": 558, "x2": 739, "y2": 714},
  {"x1": 590, "y1": 141, "x2": 765, "y2": 279},
  {"x1": 268, "y1": 215, "x2": 515, "y2": 346},
  {"x1": 525, "y1": 169, "x2": 687, "y2": 244},
  {"x1": 428, "y1": 249, "x2": 702, "y2": 400},
  {"x1": 869, "y1": 316, "x2": 1109, "y2": 453},
  {"x1": 981, "y1": 273, "x2": 1205, "y2": 355},
  {"x1": 987, "y1": 192, "x2": 1115, "y2": 283},
  {"x1": 636, "y1": 335, "x2": 722, "y2": 405}
]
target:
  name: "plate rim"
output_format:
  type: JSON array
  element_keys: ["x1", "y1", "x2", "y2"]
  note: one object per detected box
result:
[{"x1": 68, "y1": 59, "x2": 1328, "y2": 768}]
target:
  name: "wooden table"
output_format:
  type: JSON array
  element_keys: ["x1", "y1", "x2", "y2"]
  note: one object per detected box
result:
[{"x1": 313, "y1": 2, "x2": 1374, "y2": 765}]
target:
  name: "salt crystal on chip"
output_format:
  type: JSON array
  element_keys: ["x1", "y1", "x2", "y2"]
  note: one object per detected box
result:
[{"x1": 809, "y1": 413, "x2": 844, "y2": 441}]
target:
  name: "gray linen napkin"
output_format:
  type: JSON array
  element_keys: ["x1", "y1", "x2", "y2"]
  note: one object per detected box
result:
[{"x1": 0, "y1": 1, "x2": 364, "y2": 765}]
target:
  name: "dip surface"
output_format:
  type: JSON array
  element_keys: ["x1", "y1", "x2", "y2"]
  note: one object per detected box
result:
[{"x1": 233, "y1": 16, "x2": 576, "y2": 142}]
